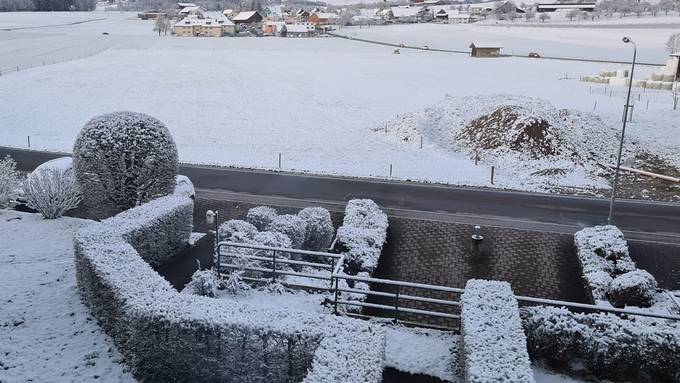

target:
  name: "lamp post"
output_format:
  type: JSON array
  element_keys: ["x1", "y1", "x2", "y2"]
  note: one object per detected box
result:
[
  {"x1": 608, "y1": 37, "x2": 636, "y2": 225},
  {"x1": 206, "y1": 210, "x2": 220, "y2": 275}
]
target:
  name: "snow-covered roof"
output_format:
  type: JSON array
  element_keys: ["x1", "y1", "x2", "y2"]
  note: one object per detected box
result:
[
  {"x1": 468, "y1": 1, "x2": 495, "y2": 9},
  {"x1": 390, "y1": 6, "x2": 423, "y2": 17},
  {"x1": 312, "y1": 12, "x2": 340, "y2": 19},
  {"x1": 671, "y1": 52, "x2": 680, "y2": 57},
  {"x1": 223, "y1": 9, "x2": 234, "y2": 15},
  {"x1": 470, "y1": 42, "x2": 503, "y2": 49},
  {"x1": 232, "y1": 11, "x2": 260, "y2": 21},
  {"x1": 174, "y1": 16, "x2": 234, "y2": 27},
  {"x1": 179, "y1": 5, "x2": 201, "y2": 13},
  {"x1": 177, "y1": 2, "x2": 197, "y2": 7},
  {"x1": 435, "y1": 9, "x2": 448, "y2": 15}
]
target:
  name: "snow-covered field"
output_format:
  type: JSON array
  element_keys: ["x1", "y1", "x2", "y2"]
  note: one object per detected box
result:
[
  {"x1": 0, "y1": 12, "x2": 678, "y2": 194},
  {"x1": 0, "y1": 211, "x2": 133, "y2": 382},
  {"x1": 339, "y1": 22, "x2": 677, "y2": 63}
]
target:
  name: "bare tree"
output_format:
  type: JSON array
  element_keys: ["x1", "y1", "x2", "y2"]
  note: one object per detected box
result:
[
  {"x1": 539, "y1": 12, "x2": 550, "y2": 22},
  {"x1": 566, "y1": 9, "x2": 579, "y2": 20},
  {"x1": 22, "y1": 169, "x2": 81, "y2": 219},
  {"x1": 667, "y1": 32, "x2": 680, "y2": 53},
  {"x1": 153, "y1": 15, "x2": 167, "y2": 36}
]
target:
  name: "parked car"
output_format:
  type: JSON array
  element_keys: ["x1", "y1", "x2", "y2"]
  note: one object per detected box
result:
[{"x1": 528, "y1": 52, "x2": 540, "y2": 58}]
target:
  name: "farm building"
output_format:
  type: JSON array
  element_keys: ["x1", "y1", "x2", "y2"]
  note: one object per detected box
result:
[
  {"x1": 469, "y1": 42, "x2": 503, "y2": 57},
  {"x1": 309, "y1": 12, "x2": 340, "y2": 25},
  {"x1": 434, "y1": 9, "x2": 449, "y2": 21},
  {"x1": 232, "y1": 11, "x2": 264, "y2": 24}
]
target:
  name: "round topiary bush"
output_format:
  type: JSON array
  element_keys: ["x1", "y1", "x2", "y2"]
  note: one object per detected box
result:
[
  {"x1": 73, "y1": 111, "x2": 178, "y2": 214},
  {"x1": 218, "y1": 220, "x2": 258, "y2": 243},
  {"x1": 297, "y1": 207, "x2": 334, "y2": 251},
  {"x1": 268, "y1": 214, "x2": 307, "y2": 249},
  {"x1": 607, "y1": 269, "x2": 657, "y2": 308},
  {"x1": 246, "y1": 206, "x2": 278, "y2": 231}
]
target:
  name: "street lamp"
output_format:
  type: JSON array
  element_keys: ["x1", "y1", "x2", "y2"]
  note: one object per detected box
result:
[{"x1": 608, "y1": 37, "x2": 637, "y2": 224}]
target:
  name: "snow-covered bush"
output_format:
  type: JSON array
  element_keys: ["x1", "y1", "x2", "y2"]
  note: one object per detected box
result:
[
  {"x1": 22, "y1": 168, "x2": 81, "y2": 219},
  {"x1": 246, "y1": 206, "x2": 278, "y2": 231},
  {"x1": 521, "y1": 305, "x2": 680, "y2": 381},
  {"x1": 74, "y1": 194, "x2": 386, "y2": 383},
  {"x1": 218, "y1": 219, "x2": 258, "y2": 243},
  {"x1": 183, "y1": 269, "x2": 219, "y2": 297},
  {"x1": 460, "y1": 279, "x2": 534, "y2": 383},
  {"x1": 574, "y1": 225, "x2": 656, "y2": 307},
  {"x1": 0, "y1": 155, "x2": 21, "y2": 208},
  {"x1": 72, "y1": 111, "x2": 179, "y2": 214},
  {"x1": 607, "y1": 269, "x2": 657, "y2": 308},
  {"x1": 297, "y1": 207, "x2": 334, "y2": 251},
  {"x1": 268, "y1": 214, "x2": 307, "y2": 249},
  {"x1": 336, "y1": 199, "x2": 388, "y2": 275}
]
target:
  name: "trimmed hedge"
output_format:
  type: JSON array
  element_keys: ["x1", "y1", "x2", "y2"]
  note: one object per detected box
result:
[
  {"x1": 521, "y1": 305, "x2": 680, "y2": 381},
  {"x1": 75, "y1": 195, "x2": 386, "y2": 383},
  {"x1": 574, "y1": 225, "x2": 657, "y2": 307},
  {"x1": 460, "y1": 279, "x2": 534, "y2": 383}
]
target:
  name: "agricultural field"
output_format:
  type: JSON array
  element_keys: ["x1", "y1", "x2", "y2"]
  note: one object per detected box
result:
[{"x1": 0, "y1": 11, "x2": 678, "y2": 197}]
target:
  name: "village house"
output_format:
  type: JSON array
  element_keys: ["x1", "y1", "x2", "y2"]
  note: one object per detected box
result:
[
  {"x1": 308, "y1": 12, "x2": 340, "y2": 25},
  {"x1": 467, "y1": 2, "x2": 494, "y2": 16},
  {"x1": 173, "y1": 15, "x2": 236, "y2": 37},
  {"x1": 434, "y1": 9, "x2": 449, "y2": 22},
  {"x1": 449, "y1": 12, "x2": 474, "y2": 23},
  {"x1": 388, "y1": 6, "x2": 431, "y2": 23},
  {"x1": 469, "y1": 42, "x2": 503, "y2": 57},
  {"x1": 281, "y1": 23, "x2": 316, "y2": 37},
  {"x1": 232, "y1": 11, "x2": 264, "y2": 24},
  {"x1": 262, "y1": 20, "x2": 285, "y2": 35}
]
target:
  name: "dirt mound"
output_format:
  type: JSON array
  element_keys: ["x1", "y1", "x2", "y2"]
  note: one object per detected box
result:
[{"x1": 458, "y1": 105, "x2": 559, "y2": 159}]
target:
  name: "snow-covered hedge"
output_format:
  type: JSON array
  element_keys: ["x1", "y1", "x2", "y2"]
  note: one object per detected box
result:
[
  {"x1": 268, "y1": 214, "x2": 307, "y2": 249},
  {"x1": 460, "y1": 279, "x2": 534, "y2": 383},
  {"x1": 73, "y1": 111, "x2": 179, "y2": 214},
  {"x1": 75, "y1": 195, "x2": 385, "y2": 383},
  {"x1": 574, "y1": 225, "x2": 657, "y2": 307},
  {"x1": 521, "y1": 305, "x2": 680, "y2": 381},
  {"x1": 218, "y1": 219, "x2": 258, "y2": 243},
  {"x1": 298, "y1": 207, "x2": 334, "y2": 252},
  {"x1": 247, "y1": 206, "x2": 278, "y2": 231},
  {"x1": 336, "y1": 199, "x2": 389, "y2": 275}
]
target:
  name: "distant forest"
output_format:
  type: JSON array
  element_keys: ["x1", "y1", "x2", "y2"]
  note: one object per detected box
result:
[{"x1": 0, "y1": 0, "x2": 96, "y2": 11}]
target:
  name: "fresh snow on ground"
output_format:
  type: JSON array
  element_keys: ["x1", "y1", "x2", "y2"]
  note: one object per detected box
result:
[
  {"x1": 1, "y1": 12, "x2": 678, "y2": 193},
  {"x1": 0, "y1": 210, "x2": 134, "y2": 383}
]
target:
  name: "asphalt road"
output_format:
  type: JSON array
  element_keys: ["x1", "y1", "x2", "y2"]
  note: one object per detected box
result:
[{"x1": 3, "y1": 146, "x2": 680, "y2": 242}]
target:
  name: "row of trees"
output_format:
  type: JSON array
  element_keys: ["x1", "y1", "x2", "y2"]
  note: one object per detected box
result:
[
  {"x1": 0, "y1": 0, "x2": 95, "y2": 11},
  {"x1": 492, "y1": 0, "x2": 680, "y2": 22}
]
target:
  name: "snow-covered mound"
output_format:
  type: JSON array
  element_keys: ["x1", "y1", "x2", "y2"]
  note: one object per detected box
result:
[{"x1": 380, "y1": 94, "x2": 639, "y2": 189}]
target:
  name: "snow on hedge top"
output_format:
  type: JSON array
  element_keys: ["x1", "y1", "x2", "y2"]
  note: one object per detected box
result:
[
  {"x1": 75, "y1": 195, "x2": 385, "y2": 383},
  {"x1": 460, "y1": 279, "x2": 534, "y2": 383},
  {"x1": 337, "y1": 199, "x2": 388, "y2": 273},
  {"x1": 574, "y1": 225, "x2": 634, "y2": 302},
  {"x1": 380, "y1": 94, "x2": 640, "y2": 187}
]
